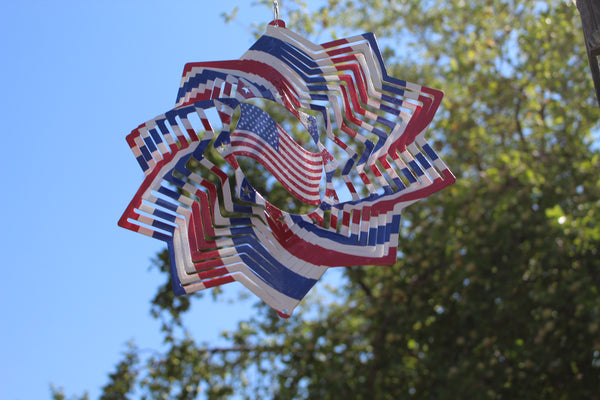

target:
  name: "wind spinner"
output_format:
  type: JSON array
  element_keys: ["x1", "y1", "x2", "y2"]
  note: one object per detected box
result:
[{"x1": 119, "y1": 14, "x2": 455, "y2": 317}]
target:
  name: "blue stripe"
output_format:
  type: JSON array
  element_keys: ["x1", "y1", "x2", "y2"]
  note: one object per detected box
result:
[
  {"x1": 229, "y1": 219, "x2": 254, "y2": 228},
  {"x1": 165, "y1": 104, "x2": 196, "y2": 125},
  {"x1": 341, "y1": 161, "x2": 354, "y2": 176},
  {"x1": 319, "y1": 202, "x2": 332, "y2": 211},
  {"x1": 152, "y1": 230, "x2": 172, "y2": 243},
  {"x1": 375, "y1": 116, "x2": 396, "y2": 131},
  {"x1": 357, "y1": 141, "x2": 373, "y2": 165},
  {"x1": 402, "y1": 168, "x2": 417, "y2": 183},
  {"x1": 362, "y1": 33, "x2": 412, "y2": 96},
  {"x1": 376, "y1": 220, "x2": 386, "y2": 244},
  {"x1": 381, "y1": 92, "x2": 405, "y2": 106},
  {"x1": 194, "y1": 138, "x2": 214, "y2": 159},
  {"x1": 151, "y1": 207, "x2": 178, "y2": 223},
  {"x1": 382, "y1": 83, "x2": 407, "y2": 98},
  {"x1": 382, "y1": 185, "x2": 393, "y2": 195},
  {"x1": 368, "y1": 226, "x2": 378, "y2": 246},
  {"x1": 176, "y1": 70, "x2": 229, "y2": 104},
  {"x1": 139, "y1": 145, "x2": 152, "y2": 162},
  {"x1": 212, "y1": 131, "x2": 230, "y2": 149},
  {"x1": 143, "y1": 135, "x2": 157, "y2": 154},
  {"x1": 422, "y1": 143, "x2": 439, "y2": 161},
  {"x1": 151, "y1": 219, "x2": 176, "y2": 233},
  {"x1": 307, "y1": 84, "x2": 330, "y2": 91},
  {"x1": 341, "y1": 153, "x2": 358, "y2": 175},
  {"x1": 309, "y1": 93, "x2": 329, "y2": 101},
  {"x1": 331, "y1": 193, "x2": 381, "y2": 210},
  {"x1": 230, "y1": 236, "x2": 318, "y2": 300},
  {"x1": 379, "y1": 103, "x2": 400, "y2": 116},
  {"x1": 157, "y1": 186, "x2": 182, "y2": 202},
  {"x1": 358, "y1": 225, "x2": 368, "y2": 245},
  {"x1": 149, "y1": 128, "x2": 163, "y2": 147},
  {"x1": 408, "y1": 160, "x2": 424, "y2": 176},
  {"x1": 135, "y1": 155, "x2": 149, "y2": 171},
  {"x1": 372, "y1": 127, "x2": 388, "y2": 141},
  {"x1": 217, "y1": 97, "x2": 240, "y2": 109},
  {"x1": 391, "y1": 214, "x2": 402, "y2": 234},
  {"x1": 251, "y1": 36, "x2": 327, "y2": 85},
  {"x1": 177, "y1": 70, "x2": 276, "y2": 105},
  {"x1": 154, "y1": 197, "x2": 180, "y2": 214},
  {"x1": 289, "y1": 214, "x2": 394, "y2": 247},
  {"x1": 155, "y1": 118, "x2": 171, "y2": 137},
  {"x1": 167, "y1": 242, "x2": 187, "y2": 296},
  {"x1": 415, "y1": 153, "x2": 432, "y2": 169},
  {"x1": 392, "y1": 177, "x2": 406, "y2": 191}
]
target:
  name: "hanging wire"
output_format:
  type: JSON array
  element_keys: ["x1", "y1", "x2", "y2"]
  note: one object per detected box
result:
[{"x1": 273, "y1": 0, "x2": 280, "y2": 23}]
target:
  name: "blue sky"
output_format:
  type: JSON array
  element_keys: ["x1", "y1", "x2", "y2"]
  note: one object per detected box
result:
[{"x1": 0, "y1": 1, "x2": 337, "y2": 399}]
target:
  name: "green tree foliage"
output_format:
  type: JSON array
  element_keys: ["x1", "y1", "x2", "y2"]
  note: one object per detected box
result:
[
  {"x1": 60, "y1": 1, "x2": 600, "y2": 398},
  {"x1": 98, "y1": 342, "x2": 140, "y2": 400}
]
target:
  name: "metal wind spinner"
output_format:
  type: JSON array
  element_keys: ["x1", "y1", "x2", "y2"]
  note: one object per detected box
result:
[{"x1": 119, "y1": 18, "x2": 456, "y2": 317}]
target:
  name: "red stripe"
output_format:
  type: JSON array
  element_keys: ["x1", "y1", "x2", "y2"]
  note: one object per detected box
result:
[
  {"x1": 200, "y1": 117, "x2": 212, "y2": 131},
  {"x1": 362, "y1": 206, "x2": 371, "y2": 223},
  {"x1": 370, "y1": 164, "x2": 382, "y2": 177},
  {"x1": 277, "y1": 124, "x2": 323, "y2": 160},
  {"x1": 330, "y1": 213, "x2": 338, "y2": 230},
  {"x1": 230, "y1": 142, "x2": 321, "y2": 189},
  {"x1": 233, "y1": 131, "x2": 323, "y2": 169},
  {"x1": 203, "y1": 275, "x2": 235, "y2": 288},
  {"x1": 180, "y1": 60, "x2": 302, "y2": 109},
  {"x1": 352, "y1": 209, "x2": 361, "y2": 226},
  {"x1": 210, "y1": 165, "x2": 228, "y2": 183},
  {"x1": 321, "y1": 38, "x2": 350, "y2": 48},
  {"x1": 266, "y1": 213, "x2": 398, "y2": 267},
  {"x1": 188, "y1": 199, "x2": 218, "y2": 260},
  {"x1": 223, "y1": 82, "x2": 233, "y2": 96},
  {"x1": 231, "y1": 133, "x2": 322, "y2": 173},
  {"x1": 198, "y1": 266, "x2": 229, "y2": 279},
  {"x1": 359, "y1": 172, "x2": 372, "y2": 185},
  {"x1": 345, "y1": 182, "x2": 358, "y2": 194},
  {"x1": 308, "y1": 211, "x2": 323, "y2": 224},
  {"x1": 212, "y1": 85, "x2": 221, "y2": 98},
  {"x1": 185, "y1": 127, "x2": 199, "y2": 141},
  {"x1": 232, "y1": 151, "x2": 321, "y2": 204},
  {"x1": 342, "y1": 211, "x2": 350, "y2": 227}
]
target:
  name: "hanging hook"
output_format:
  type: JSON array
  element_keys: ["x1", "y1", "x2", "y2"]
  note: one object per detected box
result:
[
  {"x1": 273, "y1": 0, "x2": 280, "y2": 25},
  {"x1": 269, "y1": 0, "x2": 286, "y2": 27}
]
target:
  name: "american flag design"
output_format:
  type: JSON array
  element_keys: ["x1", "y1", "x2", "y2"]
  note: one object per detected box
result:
[
  {"x1": 119, "y1": 20, "x2": 455, "y2": 317},
  {"x1": 231, "y1": 102, "x2": 323, "y2": 205}
]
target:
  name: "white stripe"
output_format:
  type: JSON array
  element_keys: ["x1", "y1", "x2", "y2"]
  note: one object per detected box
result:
[
  {"x1": 233, "y1": 129, "x2": 322, "y2": 176},
  {"x1": 230, "y1": 141, "x2": 321, "y2": 197}
]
